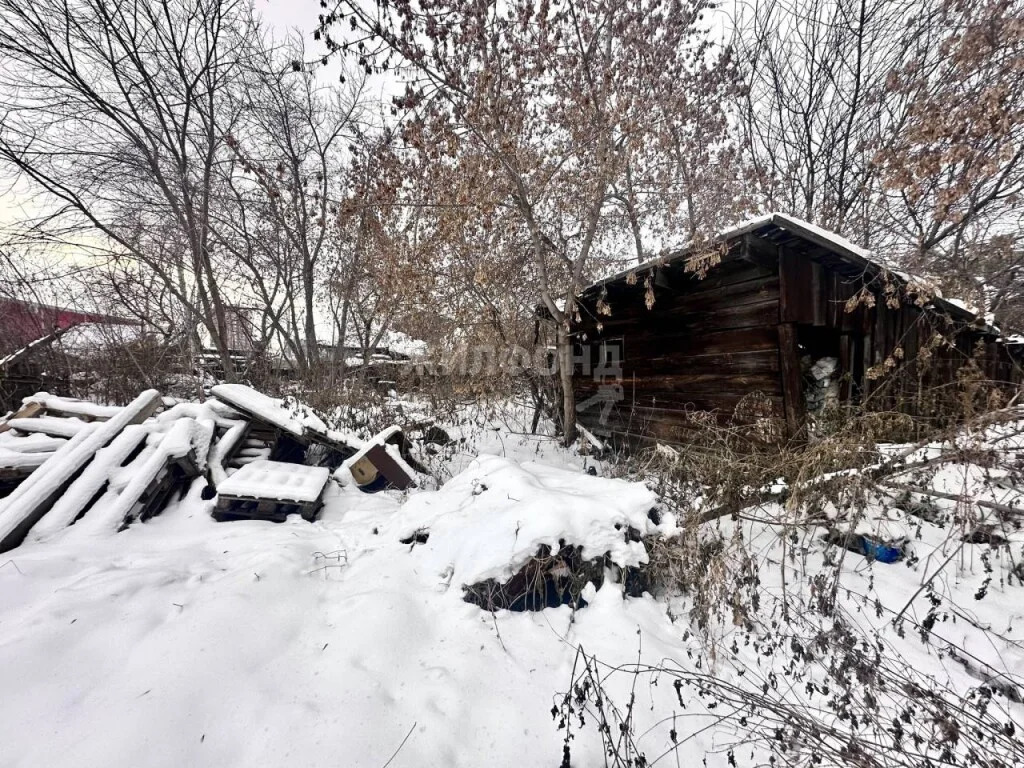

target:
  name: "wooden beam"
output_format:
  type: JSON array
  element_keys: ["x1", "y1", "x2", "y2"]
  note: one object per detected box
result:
[
  {"x1": 26, "y1": 424, "x2": 150, "y2": 542},
  {"x1": 0, "y1": 389, "x2": 162, "y2": 553},
  {"x1": 0, "y1": 322, "x2": 82, "y2": 372},
  {"x1": 772, "y1": 216, "x2": 876, "y2": 276},
  {"x1": 0, "y1": 402, "x2": 43, "y2": 433},
  {"x1": 778, "y1": 249, "x2": 799, "y2": 323},
  {"x1": 838, "y1": 335, "x2": 853, "y2": 402},
  {"x1": 778, "y1": 323, "x2": 804, "y2": 439},
  {"x1": 779, "y1": 246, "x2": 818, "y2": 325},
  {"x1": 810, "y1": 261, "x2": 826, "y2": 326},
  {"x1": 365, "y1": 443, "x2": 416, "y2": 490},
  {"x1": 653, "y1": 266, "x2": 672, "y2": 291},
  {"x1": 741, "y1": 233, "x2": 780, "y2": 272}
]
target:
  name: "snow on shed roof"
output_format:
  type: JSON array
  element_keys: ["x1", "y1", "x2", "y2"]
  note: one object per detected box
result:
[
  {"x1": 583, "y1": 212, "x2": 889, "y2": 291},
  {"x1": 580, "y1": 212, "x2": 998, "y2": 334}
]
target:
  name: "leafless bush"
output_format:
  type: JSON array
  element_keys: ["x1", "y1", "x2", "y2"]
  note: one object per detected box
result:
[
  {"x1": 556, "y1": 370, "x2": 1024, "y2": 766},
  {"x1": 70, "y1": 337, "x2": 196, "y2": 405},
  {"x1": 555, "y1": 610, "x2": 1024, "y2": 768},
  {"x1": 635, "y1": 385, "x2": 1022, "y2": 611}
]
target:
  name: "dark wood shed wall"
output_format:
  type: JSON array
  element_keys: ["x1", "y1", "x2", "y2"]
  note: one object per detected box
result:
[
  {"x1": 572, "y1": 230, "x2": 1022, "y2": 446},
  {"x1": 573, "y1": 242, "x2": 782, "y2": 444},
  {"x1": 773, "y1": 235, "x2": 1021, "y2": 416}
]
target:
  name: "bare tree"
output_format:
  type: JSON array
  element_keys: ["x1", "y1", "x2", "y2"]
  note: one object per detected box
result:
[
  {"x1": 0, "y1": 0, "x2": 259, "y2": 375},
  {"x1": 738, "y1": 0, "x2": 1024, "y2": 326},
  {"x1": 330, "y1": 134, "x2": 444, "y2": 371},
  {"x1": 736, "y1": 0, "x2": 919, "y2": 245},
  {"x1": 322, "y1": 0, "x2": 740, "y2": 444},
  {"x1": 874, "y1": 0, "x2": 1024, "y2": 300},
  {"x1": 221, "y1": 40, "x2": 370, "y2": 373}
]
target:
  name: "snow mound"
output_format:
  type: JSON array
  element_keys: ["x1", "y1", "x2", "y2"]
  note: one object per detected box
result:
[
  {"x1": 393, "y1": 455, "x2": 659, "y2": 586},
  {"x1": 382, "y1": 329, "x2": 428, "y2": 359}
]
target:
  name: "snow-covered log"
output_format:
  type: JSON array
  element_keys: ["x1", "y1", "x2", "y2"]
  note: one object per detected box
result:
[
  {"x1": 6, "y1": 416, "x2": 89, "y2": 439},
  {"x1": 26, "y1": 425, "x2": 150, "y2": 541},
  {"x1": 0, "y1": 389, "x2": 162, "y2": 552}
]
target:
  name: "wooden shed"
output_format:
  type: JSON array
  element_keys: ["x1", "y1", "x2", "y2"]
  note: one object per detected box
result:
[{"x1": 570, "y1": 213, "x2": 1023, "y2": 446}]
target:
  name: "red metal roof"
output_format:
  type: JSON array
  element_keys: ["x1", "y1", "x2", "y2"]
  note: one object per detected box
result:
[{"x1": 0, "y1": 297, "x2": 138, "y2": 349}]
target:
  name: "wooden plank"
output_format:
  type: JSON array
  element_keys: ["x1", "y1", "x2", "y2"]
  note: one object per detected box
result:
[
  {"x1": 779, "y1": 249, "x2": 796, "y2": 323},
  {"x1": 6, "y1": 416, "x2": 86, "y2": 439},
  {"x1": 838, "y1": 335, "x2": 853, "y2": 402},
  {"x1": 810, "y1": 261, "x2": 826, "y2": 326},
  {"x1": 622, "y1": 350, "x2": 782, "y2": 377},
  {"x1": 213, "y1": 496, "x2": 313, "y2": 523},
  {"x1": 779, "y1": 248, "x2": 815, "y2": 324},
  {"x1": 593, "y1": 275, "x2": 778, "y2": 327},
  {"x1": 622, "y1": 326, "x2": 780, "y2": 358},
  {"x1": 583, "y1": 295, "x2": 779, "y2": 337},
  {"x1": 741, "y1": 233, "x2": 780, "y2": 272},
  {"x1": 365, "y1": 443, "x2": 416, "y2": 490},
  {"x1": 581, "y1": 369, "x2": 782, "y2": 391},
  {"x1": 665, "y1": 252, "x2": 777, "y2": 290},
  {"x1": 0, "y1": 402, "x2": 43, "y2": 434},
  {"x1": 772, "y1": 216, "x2": 876, "y2": 275},
  {"x1": 585, "y1": 391, "x2": 785, "y2": 428},
  {"x1": 777, "y1": 323, "x2": 803, "y2": 438},
  {"x1": 653, "y1": 266, "x2": 672, "y2": 290},
  {"x1": 0, "y1": 389, "x2": 162, "y2": 553},
  {"x1": 875, "y1": 305, "x2": 893, "y2": 410},
  {"x1": 606, "y1": 396, "x2": 784, "y2": 420},
  {"x1": 20, "y1": 395, "x2": 124, "y2": 422},
  {"x1": 580, "y1": 396, "x2": 786, "y2": 444},
  {"x1": 826, "y1": 271, "x2": 841, "y2": 328},
  {"x1": 72, "y1": 417, "x2": 200, "y2": 535},
  {"x1": 600, "y1": 256, "x2": 776, "y2": 300},
  {"x1": 206, "y1": 421, "x2": 250, "y2": 489},
  {"x1": 133, "y1": 459, "x2": 197, "y2": 524},
  {"x1": 581, "y1": 385, "x2": 782, "y2": 409},
  {"x1": 0, "y1": 322, "x2": 83, "y2": 372},
  {"x1": 850, "y1": 333, "x2": 865, "y2": 401},
  {"x1": 26, "y1": 424, "x2": 150, "y2": 542},
  {"x1": 341, "y1": 427, "x2": 418, "y2": 490}
]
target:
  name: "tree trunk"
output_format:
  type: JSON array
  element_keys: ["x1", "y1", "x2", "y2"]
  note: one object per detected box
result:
[
  {"x1": 303, "y1": 261, "x2": 319, "y2": 368},
  {"x1": 556, "y1": 322, "x2": 577, "y2": 446},
  {"x1": 334, "y1": 295, "x2": 351, "y2": 378}
]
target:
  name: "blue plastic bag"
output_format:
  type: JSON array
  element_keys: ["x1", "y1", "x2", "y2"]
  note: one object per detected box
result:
[{"x1": 860, "y1": 535, "x2": 904, "y2": 563}]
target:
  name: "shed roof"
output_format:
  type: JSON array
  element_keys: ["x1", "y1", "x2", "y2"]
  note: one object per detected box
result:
[{"x1": 580, "y1": 213, "x2": 993, "y2": 333}]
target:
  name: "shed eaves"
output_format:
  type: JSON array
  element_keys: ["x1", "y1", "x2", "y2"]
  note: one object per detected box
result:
[{"x1": 580, "y1": 213, "x2": 993, "y2": 333}]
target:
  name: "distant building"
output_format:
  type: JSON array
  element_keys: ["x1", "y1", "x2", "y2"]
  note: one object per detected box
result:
[
  {"x1": 0, "y1": 297, "x2": 138, "y2": 351},
  {"x1": 221, "y1": 305, "x2": 260, "y2": 353}
]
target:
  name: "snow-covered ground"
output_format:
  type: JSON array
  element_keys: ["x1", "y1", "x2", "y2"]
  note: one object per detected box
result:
[{"x1": 1, "y1": 405, "x2": 1022, "y2": 767}]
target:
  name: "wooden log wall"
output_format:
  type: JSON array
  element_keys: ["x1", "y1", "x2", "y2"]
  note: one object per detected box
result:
[
  {"x1": 858, "y1": 306, "x2": 1022, "y2": 421},
  {"x1": 572, "y1": 232, "x2": 1024, "y2": 448},
  {"x1": 767, "y1": 236, "x2": 1021, "y2": 426},
  {"x1": 573, "y1": 246, "x2": 783, "y2": 445}
]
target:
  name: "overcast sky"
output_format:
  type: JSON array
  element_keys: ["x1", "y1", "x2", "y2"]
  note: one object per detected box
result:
[
  {"x1": 0, "y1": 0, "x2": 369, "y2": 236},
  {"x1": 258, "y1": 0, "x2": 362, "y2": 87},
  {"x1": 258, "y1": 0, "x2": 322, "y2": 39}
]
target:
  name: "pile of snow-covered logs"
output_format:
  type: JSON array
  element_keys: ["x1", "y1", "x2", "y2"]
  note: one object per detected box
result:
[{"x1": 0, "y1": 384, "x2": 424, "y2": 553}]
